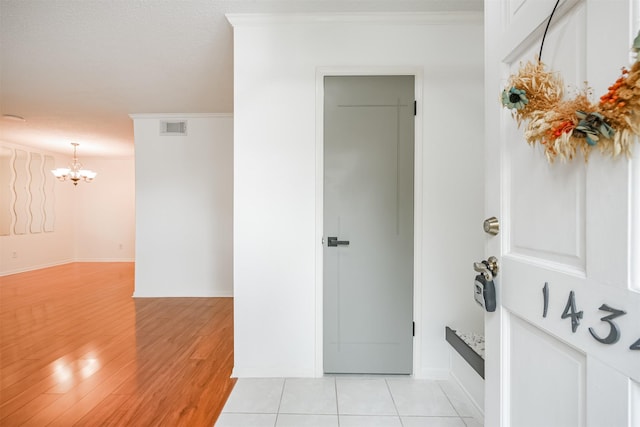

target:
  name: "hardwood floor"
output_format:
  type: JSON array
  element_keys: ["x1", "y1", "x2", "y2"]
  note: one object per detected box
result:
[{"x1": 0, "y1": 262, "x2": 236, "y2": 426}]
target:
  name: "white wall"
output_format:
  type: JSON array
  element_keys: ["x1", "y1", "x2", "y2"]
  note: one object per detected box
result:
[
  {"x1": 230, "y1": 13, "x2": 485, "y2": 378},
  {"x1": 0, "y1": 142, "x2": 135, "y2": 275},
  {"x1": 132, "y1": 114, "x2": 233, "y2": 297},
  {"x1": 74, "y1": 156, "x2": 136, "y2": 261}
]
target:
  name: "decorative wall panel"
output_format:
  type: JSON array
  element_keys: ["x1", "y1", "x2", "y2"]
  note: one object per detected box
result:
[
  {"x1": 12, "y1": 149, "x2": 29, "y2": 235},
  {"x1": 0, "y1": 146, "x2": 56, "y2": 236},
  {"x1": 43, "y1": 155, "x2": 55, "y2": 232},
  {"x1": 0, "y1": 147, "x2": 12, "y2": 236},
  {"x1": 29, "y1": 153, "x2": 44, "y2": 233}
]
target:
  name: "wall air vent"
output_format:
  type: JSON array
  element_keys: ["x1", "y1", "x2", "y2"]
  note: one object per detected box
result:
[{"x1": 160, "y1": 120, "x2": 187, "y2": 136}]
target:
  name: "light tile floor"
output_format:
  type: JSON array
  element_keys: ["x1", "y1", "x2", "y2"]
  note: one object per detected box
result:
[{"x1": 216, "y1": 377, "x2": 483, "y2": 427}]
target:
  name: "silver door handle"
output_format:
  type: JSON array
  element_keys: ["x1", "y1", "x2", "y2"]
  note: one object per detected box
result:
[
  {"x1": 328, "y1": 236, "x2": 350, "y2": 247},
  {"x1": 473, "y1": 256, "x2": 498, "y2": 281}
]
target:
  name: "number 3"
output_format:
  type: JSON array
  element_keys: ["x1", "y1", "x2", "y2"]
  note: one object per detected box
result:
[{"x1": 588, "y1": 304, "x2": 626, "y2": 345}]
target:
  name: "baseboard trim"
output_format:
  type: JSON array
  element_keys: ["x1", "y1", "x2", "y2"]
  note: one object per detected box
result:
[
  {"x1": 450, "y1": 366, "x2": 485, "y2": 421},
  {"x1": 1, "y1": 259, "x2": 136, "y2": 277},
  {"x1": 231, "y1": 367, "x2": 316, "y2": 378},
  {"x1": 412, "y1": 368, "x2": 450, "y2": 380},
  {"x1": 133, "y1": 292, "x2": 233, "y2": 298},
  {"x1": 0, "y1": 259, "x2": 74, "y2": 277}
]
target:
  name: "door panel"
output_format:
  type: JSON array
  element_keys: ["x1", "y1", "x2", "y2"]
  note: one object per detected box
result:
[
  {"x1": 586, "y1": 356, "x2": 634, "y2": 427},
  {"x1": 501, "y1": 0, "x2": 583, "y2": 64},
  {"x1": 633, "y1": 381, "x2": 640, "y2": 425},
  {"x1": 509, "y1": 315, "x2": 586, "y2": 427},
  {"x1": 505, "y1": 3, "x2": 587, "y2": 272},
  {"x1": 323, "y1": 75, "x2": 414, "y2": 374},
  {"x1": 486, "y1": 0, "x2": 640, "y2": 425}
]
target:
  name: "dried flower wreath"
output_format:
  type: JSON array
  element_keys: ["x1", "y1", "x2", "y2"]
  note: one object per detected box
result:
[{"x1": 501, "y1": 0, "x2": 640, "y2": 163}]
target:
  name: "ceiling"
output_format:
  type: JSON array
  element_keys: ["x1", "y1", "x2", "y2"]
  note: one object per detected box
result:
[{"x1": 0, "y1": 0, "x2": 482, "y2": 157}]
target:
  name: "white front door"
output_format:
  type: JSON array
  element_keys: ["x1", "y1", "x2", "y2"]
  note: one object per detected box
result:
[
  {"x1": 323, "y1": 75, "x2": 414, "y2": 374},
  {"x1": 485, "y1": 0, "x2": 640, "y2": 426}
]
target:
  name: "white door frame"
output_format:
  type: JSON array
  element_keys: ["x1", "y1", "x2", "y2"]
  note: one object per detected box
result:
[{"x1": 314, "y1": 66, "x2": 424, "y2": 377}]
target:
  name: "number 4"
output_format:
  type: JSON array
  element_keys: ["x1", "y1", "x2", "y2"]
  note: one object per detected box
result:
[{"x1": 561, "y1": 291, "x2": 583, "y2": 333}]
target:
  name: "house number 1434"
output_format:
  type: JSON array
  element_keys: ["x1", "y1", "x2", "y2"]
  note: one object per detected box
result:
[{"x1": 541, "y1": 283, "x2": 640, "y2": 351}]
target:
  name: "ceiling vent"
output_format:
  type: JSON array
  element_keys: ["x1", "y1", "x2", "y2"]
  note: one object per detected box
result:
[{"x1": 160, "y1": 120, "x2": 187, "y2": 136}]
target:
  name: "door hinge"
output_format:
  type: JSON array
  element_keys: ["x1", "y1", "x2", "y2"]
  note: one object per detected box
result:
[
  {"x1": 412, "y1": 321, "x2": 415, "y2": 337},
  {"x1": 414, "y1": 100, "x2": 417, "y2": 116}
]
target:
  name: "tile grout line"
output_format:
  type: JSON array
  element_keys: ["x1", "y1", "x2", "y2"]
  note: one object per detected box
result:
[
  {"x1": 437, "y1": 380, "x2": 466, "y2": 425},
  {"x1": 384, "y1": 378, "x2": 405, "y2": 427},
  {"x1": 334, "y1": 377, "x2": 341, "y2": 427},
  {"x1": 274, "y1": 378, "x2": 286, "y2": 427}
]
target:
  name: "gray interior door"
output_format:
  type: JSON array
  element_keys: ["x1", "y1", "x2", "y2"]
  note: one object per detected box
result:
[{"x1": 323, "y1": 75, "x2": 414, "y2": 374}]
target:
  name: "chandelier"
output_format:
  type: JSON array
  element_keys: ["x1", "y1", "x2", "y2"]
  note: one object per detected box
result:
[{"x1": 51, "y1": 143, "x2": 97, "y2": 185}]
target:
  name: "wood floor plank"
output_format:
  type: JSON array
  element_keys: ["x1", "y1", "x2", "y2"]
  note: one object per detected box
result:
[
  {"x1": 0, "y1": 392, "x2": 63, "y2": 426},
  {"x1": 0, "y1": 262, "x2": 236, "y2": 426},
  {"x1": 73, "y1": 393, "x2": 133, "y2": 427},
  {"x1": 34, "y1": 360, "x2": 137, "y2": 427}
]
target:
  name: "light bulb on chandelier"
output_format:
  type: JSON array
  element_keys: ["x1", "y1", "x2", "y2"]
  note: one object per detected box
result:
[{"x1": 51, "y1": 143, "x2": 97, "y2": 186}]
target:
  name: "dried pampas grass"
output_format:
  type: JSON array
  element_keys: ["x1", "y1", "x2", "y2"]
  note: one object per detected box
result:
[{"x1": 502, "y1": 53, "x2": 640, "y2": 163}]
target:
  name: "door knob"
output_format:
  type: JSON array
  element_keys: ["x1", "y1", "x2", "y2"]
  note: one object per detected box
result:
[
  {"x1": 473, "y1": 256, "x2": 499, "y2": 281},
  {"x1": 327, "y1": 236, "x2": 350, "y2": 247}
]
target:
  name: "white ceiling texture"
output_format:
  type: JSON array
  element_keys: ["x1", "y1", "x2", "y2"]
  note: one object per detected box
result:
[{"x1": 0, "y1": 0, "x2": 482, "y2": 157}]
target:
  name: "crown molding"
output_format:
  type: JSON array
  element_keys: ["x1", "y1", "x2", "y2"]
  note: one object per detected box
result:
[
  {"x1": 129, "y1": 113, "x2": 233, "y2": 120},
  {"x1": 226, "y1": 11, "x2": 483, "y2": 27}
]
